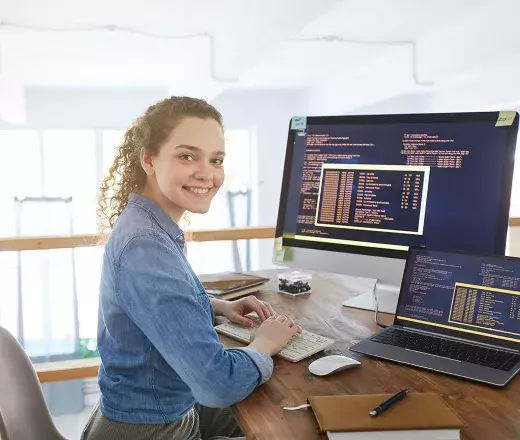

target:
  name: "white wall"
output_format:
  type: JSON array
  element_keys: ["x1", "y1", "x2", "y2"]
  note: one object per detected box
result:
[
  {"x1": 0, "y1": 86, "x2": 168, "y2": 129},
  {"x1": 350, "y1": 91, "x2": 431, "y2": 115},
  {"x1": 212, "y1": 89, "x2": 309, "y2": 268}
]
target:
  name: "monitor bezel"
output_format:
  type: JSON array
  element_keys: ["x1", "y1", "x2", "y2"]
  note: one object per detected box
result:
[
  {"x1": 394, "y1": 246, "x2": 520, "y2": 351},
  {"x1": 275, "y1": 111, "x2": 519, "y2": 261}
]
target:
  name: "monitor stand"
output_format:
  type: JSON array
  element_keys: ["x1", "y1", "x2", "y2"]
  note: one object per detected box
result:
[{"x1": 342, "y1": 282, "x2": 400, "y2": 315}]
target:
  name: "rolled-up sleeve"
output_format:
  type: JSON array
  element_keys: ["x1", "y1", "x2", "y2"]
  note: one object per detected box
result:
[
  {"x1": 233, "y1": 348, "x2": 273, "y2": 385},
  {"x1": 115, "y1": 234, "x2": 273, "y2": 408}
]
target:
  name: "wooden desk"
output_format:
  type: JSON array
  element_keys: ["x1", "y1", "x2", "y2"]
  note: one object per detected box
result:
[{"x1": 220, "y1": 270, "x2": 520, "y2": 440}]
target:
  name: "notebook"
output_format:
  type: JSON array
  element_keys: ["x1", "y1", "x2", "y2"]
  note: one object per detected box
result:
[
  {"x1": 307, "y1": 393, "x2": 464, "y2": 440},
  {"x1": 327, "y1": 430, "x2": 459, "y2": 440},
  {"x1": 198, "y1": 272, "x2": 269, "y2": 300}
]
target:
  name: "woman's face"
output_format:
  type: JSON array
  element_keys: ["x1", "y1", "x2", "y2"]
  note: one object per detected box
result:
[{"x1": 142, "y1": 117, "x2": 225, "y2": 221}]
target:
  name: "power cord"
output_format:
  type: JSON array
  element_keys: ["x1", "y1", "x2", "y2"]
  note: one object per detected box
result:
[{"x1": 373, "y1": 283, "x2": 388, "y2": 329}]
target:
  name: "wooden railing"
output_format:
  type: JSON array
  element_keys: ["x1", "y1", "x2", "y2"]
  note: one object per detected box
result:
[
  {"x1": 35, "y1": 358, "x2": 101, "y2": 383},
  {"x1": 0, "y1": 226, "x2": 276, "y2": 382},
  {"x1": 509, "y1": 218, "x2": 520, "y2": 228},
  {"x1": 10, "y1": 219, "x2": 520, "y2": 382},
  {"x1": 0, "y1": 227, "x2": 277, "y2": 252},
  {"x1": 3, "y1": 220, "x2": 520, "y2": 253}
]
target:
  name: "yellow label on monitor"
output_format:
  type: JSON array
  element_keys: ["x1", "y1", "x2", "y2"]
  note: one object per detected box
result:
[
  {"x1": 274, "y1": 236, "x2": 283, "y2": 251},
  {"x1": 496, "y1": 111, "x2": 516, "y2": 126}
]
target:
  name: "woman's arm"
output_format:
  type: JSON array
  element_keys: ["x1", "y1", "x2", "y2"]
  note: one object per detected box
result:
[
  {"x1": 115, "y1": 234, "x2": 273, "y2": 408},
  {"x1": 209, "y1": 298, "x2": 228, "y2": 316}
]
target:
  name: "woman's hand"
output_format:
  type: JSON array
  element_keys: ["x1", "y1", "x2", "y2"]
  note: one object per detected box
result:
[
  {"x1": 248, "y1": 315, "x2": 302, "y2": 356},
  {"x1": 214, "y1": 296, "x2": 273, "y2": 327}
]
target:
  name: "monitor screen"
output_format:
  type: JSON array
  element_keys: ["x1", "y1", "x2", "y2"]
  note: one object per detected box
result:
[
  {"x1": 276, "y1": 112, "x2": 518, "y2": 259},
  {"x1": 395, "y1": 248, "x2": 520, "y2": 347}
]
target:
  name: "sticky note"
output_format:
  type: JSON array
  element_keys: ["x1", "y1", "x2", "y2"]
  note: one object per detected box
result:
[
  {"x1": 274, "y1": 249, "x2": 285, "y2": 263},
  {"x1": 274, "y1": 236, "x2": 283, "y2": 251},
  {"x1": 274, "y1": 247, "x2": 293, "y2": 263},
  {"x1": 496, "y1": 111, "x2": 516, "y2": 127},
  {"x1": 291, "y1": 116, "x2": 307, "y2": 130}
]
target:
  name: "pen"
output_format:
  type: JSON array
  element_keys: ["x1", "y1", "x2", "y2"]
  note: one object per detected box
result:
[{"x1": 369, "y1": 389, "x2": 409, "y2": 417}]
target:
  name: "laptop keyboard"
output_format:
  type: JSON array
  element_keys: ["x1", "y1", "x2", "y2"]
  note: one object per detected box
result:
[{"x1": 371, "y1": 328, "x2": 520, "y2": 371}]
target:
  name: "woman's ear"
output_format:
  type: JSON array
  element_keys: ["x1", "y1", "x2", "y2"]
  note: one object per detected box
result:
[{"x1": 140, "y1": 148, "x2": 155, "y2": 175}]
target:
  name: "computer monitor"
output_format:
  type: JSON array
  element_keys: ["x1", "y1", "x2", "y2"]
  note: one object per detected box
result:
[{"x1": 274, "y1": 112, "x2": 519, "y2": 314}]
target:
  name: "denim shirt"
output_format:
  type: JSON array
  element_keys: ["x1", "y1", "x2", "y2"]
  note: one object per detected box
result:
[{"x1": 97, "y1": 194, "x2": 273, "y2": 424}]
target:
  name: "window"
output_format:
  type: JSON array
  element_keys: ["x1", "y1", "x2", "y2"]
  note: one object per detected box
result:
[
  {"x1": 0, "y1": 130, "x2": 40, "y2": 237},
  {"x1": 0, "y1": 129, "x2": 99, "y2": 357},
  {"x1": 102, "y1": 130, "x2": 124, "y2": 177},
  {"x1": 186, "y1": 129, "x2": 256, "y2": 273},
  {"x1": 0, "y1": 127, "x2": 257, "y2": 357},
  {"x1": 42, "y1": 130, "x2": 97, "y2": 234}
]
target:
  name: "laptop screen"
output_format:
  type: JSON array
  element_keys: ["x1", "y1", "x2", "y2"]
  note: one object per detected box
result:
[{"x1": 395, "y1": 248, "x2": 520, "y2": 346}]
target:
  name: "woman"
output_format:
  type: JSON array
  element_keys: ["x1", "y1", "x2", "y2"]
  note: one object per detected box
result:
[{"x1": 82, "y1": 96, "x2": 301, "y2": 440}]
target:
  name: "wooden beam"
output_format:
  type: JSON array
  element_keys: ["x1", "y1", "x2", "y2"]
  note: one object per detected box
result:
[
  {"x1": 35, "y1": 357, "x2": 101, "y2": 383},
  {"x1": 3, "y1": 218, "x2": 520, "y2": 251},
  {"x1": 25, "y1": 218, "x2": 520, "y2": 384},
  {"x1": 3, "y1": 217, "x2": 520, "y2": 252},
  {"x1": 509, "y1": 218, "x2": 520, "y2": 227},
  {"x1": 189, "y1": 227, "x2": 275, "y2": 242},
  {"x1": 0, "y1": 227, "x2": 277, "y2": 252},
  {"x1": 0, "y1": 235, "x2": 102, "y2": 252}
]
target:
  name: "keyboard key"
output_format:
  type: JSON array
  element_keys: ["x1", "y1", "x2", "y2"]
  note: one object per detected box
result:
[{"x1": 214, "y1": 314, "x2": 334, "y2": 362}]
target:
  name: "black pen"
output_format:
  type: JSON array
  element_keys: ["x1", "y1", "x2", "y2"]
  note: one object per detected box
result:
[{"x1": 369, "y1": 389, "x2": 409, "y2": 417}]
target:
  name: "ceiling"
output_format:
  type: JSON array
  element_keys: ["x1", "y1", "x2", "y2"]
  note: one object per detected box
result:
[{"x1": 1, "y1": 0, "x2": 520, "y2": 112}]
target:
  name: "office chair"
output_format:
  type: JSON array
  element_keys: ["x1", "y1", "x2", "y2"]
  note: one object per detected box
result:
[{"x1": 0, "y1": 326, "x2": 68, "y2": 440}]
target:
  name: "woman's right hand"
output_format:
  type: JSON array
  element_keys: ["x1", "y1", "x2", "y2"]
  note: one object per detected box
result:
[{"x1": 248, "y1": 315, "x2": 302, "y2": 356}]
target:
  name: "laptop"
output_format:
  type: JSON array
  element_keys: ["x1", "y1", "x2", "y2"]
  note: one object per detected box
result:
[{"x1": 350, "y1": 247, "x2": 520, "y2": 386}]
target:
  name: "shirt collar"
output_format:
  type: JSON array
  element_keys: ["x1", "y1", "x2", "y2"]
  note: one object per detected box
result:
[{"x1": 127, "y1": 193, "x2": 184, "y2": 242}]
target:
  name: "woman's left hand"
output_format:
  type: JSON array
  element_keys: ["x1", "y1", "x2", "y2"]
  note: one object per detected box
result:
[{"x1": 220, "y1": 296, "x2": 273, "y2": 327}]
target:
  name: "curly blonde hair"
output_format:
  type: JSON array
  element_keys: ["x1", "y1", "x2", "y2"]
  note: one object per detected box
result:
[{"x1": 97, "y1": 96, "x2": 223, "y2": 235}]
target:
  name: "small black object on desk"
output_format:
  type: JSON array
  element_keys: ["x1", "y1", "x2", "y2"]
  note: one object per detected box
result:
[
  {"x1": 369, "y1": 389, "x2": 409, "y2": 417},
  {"x1": 279, "y1": 279, "x2": 311, "y2": 294},
  {"x1": 278, "y1": 271, "x2": 312, "y2": 295}
]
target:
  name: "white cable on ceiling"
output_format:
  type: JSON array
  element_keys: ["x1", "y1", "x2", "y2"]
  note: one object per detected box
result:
[
  {"x1": 0, "y1": 20, "x2": 239, "y2": 83},
  {"x1": 290, "y1": 35, "x2": 434, "y2": 87}
]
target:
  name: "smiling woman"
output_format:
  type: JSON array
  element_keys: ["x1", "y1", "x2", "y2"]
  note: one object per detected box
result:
[
  {"x1": 84, "y1": 96, "x2": 300, "y2": 440},
  {"x1": 139, "y1": 117, "x2": 226, "y2": 222},
  {"x1": 98, "y1": 97, "x2": 226, "y2": 232}
]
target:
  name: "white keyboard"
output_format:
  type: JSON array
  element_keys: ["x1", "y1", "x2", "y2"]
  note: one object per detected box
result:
[{"x1": 215, "y1": 314, "x2": 334, "y2": 362}]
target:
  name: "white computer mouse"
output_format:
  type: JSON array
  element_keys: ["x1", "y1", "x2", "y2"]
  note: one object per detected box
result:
[{"x1": 308, "y1": 355, "x2": 360, "y2": 376}]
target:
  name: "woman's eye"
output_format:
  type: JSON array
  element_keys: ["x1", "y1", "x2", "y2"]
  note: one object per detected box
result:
[
  {"x1": 212, "y1": 158, "x2": 224, "y2": 166},
  {"x1": 179, "y1": 154, "x2": 195, "y2": 161}
]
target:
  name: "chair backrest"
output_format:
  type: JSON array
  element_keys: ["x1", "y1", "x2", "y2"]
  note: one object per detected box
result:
[{"x1": 0, "y1": 326, "x2": 67, "y2": 440}]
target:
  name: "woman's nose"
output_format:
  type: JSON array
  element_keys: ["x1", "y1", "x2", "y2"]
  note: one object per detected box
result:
[{"x1": 193, "y1": 162, "x2": 213, "y2": 181}]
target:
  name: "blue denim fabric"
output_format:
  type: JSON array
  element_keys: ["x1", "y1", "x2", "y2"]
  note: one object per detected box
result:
[{"x1": 97, "y1": 194, "x2": 273, "y2": 424}]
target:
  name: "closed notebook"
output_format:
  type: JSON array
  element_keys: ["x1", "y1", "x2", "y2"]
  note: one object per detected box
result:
[
  {"x1": 327, "y1": 429, "x2": 460, "y2": 440},
  {"x1": 199, "y1": 272, "x2": 269, "y2": 299},
  {"x1": 307, "y1": 393, "x2": 464, "y2": 434}
]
